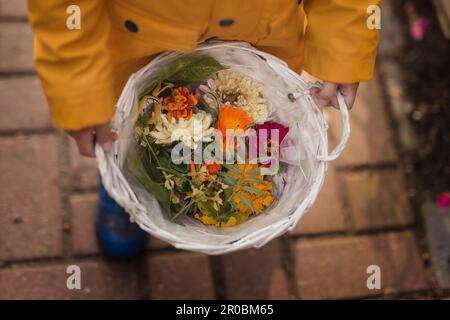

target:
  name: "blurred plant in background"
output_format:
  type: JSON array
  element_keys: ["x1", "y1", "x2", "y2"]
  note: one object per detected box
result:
[
  {"x1": 404, "y1": 2, "x2": 430, "y2": 41},
  {"x1": 396, "y1": 1, "x2": 449, "y2": 202}
]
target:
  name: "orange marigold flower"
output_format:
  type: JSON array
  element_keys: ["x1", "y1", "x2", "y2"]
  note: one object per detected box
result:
[
  {"x1": 163, "y1": 86, "x2": 198, "y2": 121},
  {"x1": 205, "y1": 159, "x2": 222, "y2": 176},
  {"x1": 217, "y1": 105, "x2": 253, "y2": 136}
]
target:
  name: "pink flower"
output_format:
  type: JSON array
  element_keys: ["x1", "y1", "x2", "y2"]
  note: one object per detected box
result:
[
  {"x1": 410, "y1": 17, "x2": 429, "y2": 41},
  {"x1": 437, "y1": 192, "x2": 450, "y2": 210},
  {"x1": 251, "y1": 122, "x2": 289, "y2": 167}
]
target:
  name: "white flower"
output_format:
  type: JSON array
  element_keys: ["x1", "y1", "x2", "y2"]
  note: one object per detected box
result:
[
  {"x1": 150, "y1": 111, "x2": 214, "y2": 149},
  {"x1": 186, "y1": 185, "x2": 208, "y2": 203},
  {"x1": 163, "y1": 172, "x2": 175, "y2": 190},
  {"x1": 205, "y1": 69, "x2": 270, "y2": 124}
]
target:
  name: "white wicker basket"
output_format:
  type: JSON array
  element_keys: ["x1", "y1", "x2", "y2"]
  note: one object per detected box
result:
[{"x1": 96, "y1": 41, "x2": 350, "y2": 255}]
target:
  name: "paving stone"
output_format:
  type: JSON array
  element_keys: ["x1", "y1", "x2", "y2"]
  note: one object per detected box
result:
[
  {"x1": 293, "y1": 231, "x2": 429, "y2": 299},
  {"x1": 70, "y1": 193, "x2": 100, "y2": 256},
  {"x1": 148, "y1": 236, "x2": 172, "y2": 250},
  {"x1": 68, "y1": 139, "x2": 99, "y2": 189},
  {"x1": 221, "y1": 241, "x2": 292, "y2": 299},
  {"x1": 0, "y1": 77, "x2": 50, "y2": 131},
  {"x1": 148, "y1": 252, "x2": 215, "y2": 299},
  {"x1": 342, "y1": 169, "x2": 414, "y2": 231},
  {"x1": 0, "y1": 22, "x2": 34, "y2": 71},
  {"x1": 0, "y1": 134, "x2": 64, "y2": 260},
  {"x1": 0, "y1": 259, "x2": 140, "y2": 299},
  {"x1": 73, "y1": 260, "x2": 141, "y2": 299},
  {"x1": 327, "y1": 78, "x2": 398, "y2": 166},
  {"x1": 292, "y1": 166, "x2": 347, "y2": 235},
  {"x1": 0, "y1": 0, "x2": 28, "y2": 17}
]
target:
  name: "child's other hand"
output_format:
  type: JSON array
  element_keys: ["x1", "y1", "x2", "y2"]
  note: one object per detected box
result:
[
  {"x1": 67, "y1": 123, "x2": 118, "y2": 157},
  {"x1": 310, "y1": 82, "x2": 359, "y2": 110}
]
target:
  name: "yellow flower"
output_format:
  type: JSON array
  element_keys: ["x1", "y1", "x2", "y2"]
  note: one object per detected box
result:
[
  {"x1": 228, "y1": 164, "x2": 274, "y2": 215},
  {"x1": 229, "y1": 164, "x2": 262, "y2": 180},
  {"x1": 193, "y1": 212, "x2": 238, "y2": 228},
  {"x1": 194, "y1": 213, "x2": 218, "y2": 225},
  {"x1": 221, "y1": 216, "x2": 237, "y2": 227}
]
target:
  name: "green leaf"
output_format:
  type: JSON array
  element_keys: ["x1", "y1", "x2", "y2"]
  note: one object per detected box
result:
[
  {"x1": 217, "y1": 171, "x2": 238, "y2": 185},
  {"x1": 140, "y1": 56, "x2": 224, "y2": 97},
  {"x1": 127, "y1": 153, "x2": 171, "y2": 214},
  {"x1": 222, "y1": 183, "x2": 235, "y2": 202},
  {"x1": 240, "y1": 185, "x2": 266, "y2": 195},
  {"x1": 242, "y1": 177, "x2": 265, "y2": 184},
  {"x1": 165, "y1": 56, "x2": 224, "y2": 84},
  {"x1": 245, "y1": 168, "x2": 262, "y2": 175},
  {"x1": 171, "y1": 201, "x2": 194, "y2": 221},
  {"x1": 158, "y1": 148, "x2": 172, "y2": 169},
  {"x1": 140, "y1": 79, "x2": 158, "y2": 98},
  {"x1": 142, "y1": 151, "x2": 162, "y2": 182},
  {"x1": 172, "y1": 163, "x2": 189, "y2": 174},
  {"x1": 203, "y1": 201, "x2": 219, "y2": 219},
  {"x1": 218, "y1": 202, "x2": 236, "y2": 221},
  {"x1": 140, "y1": 135, "x2": 164, "y2": 182},
  {"x1": 237, "y1": 193, "x2": 256, "y2": 213},
  {"x1": 223, "y1": 164, "x2": 243, "y2": 174}
]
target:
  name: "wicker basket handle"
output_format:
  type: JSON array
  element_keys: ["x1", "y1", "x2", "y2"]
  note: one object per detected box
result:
[{"x1": 316, "y1": 91, "x2": 350, "y2": 161}]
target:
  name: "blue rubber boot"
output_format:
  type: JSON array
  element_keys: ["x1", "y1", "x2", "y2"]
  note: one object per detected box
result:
[{"x1": 96, "y1": 181, "x2": 148, "y2": 259}]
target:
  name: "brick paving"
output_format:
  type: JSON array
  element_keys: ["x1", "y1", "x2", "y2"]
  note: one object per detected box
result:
[
  {"x1": 293, "y1": 231, "x2": 429, "y2": 299},
  {"x1": 292, "y1": 168, "x2": 348, "y2": 235},
  {"x1": 148, "y1": 252, "x2": 215, "y2": 300},
  {"x1": 0, "y1": 135, "x2": 64, "y2": 261},
  {"x1": 0, "y1": 77, "x2": 50, "y2": 131},
  {"x1": 221, "y1": 241, "x2": 293, "y2": 300},
  {"x1": 69, "y1": 193, "x2": 101, "y2": 256},
  {"x1": 0, "y1": 1, "x2": 443, "y2": 300}
]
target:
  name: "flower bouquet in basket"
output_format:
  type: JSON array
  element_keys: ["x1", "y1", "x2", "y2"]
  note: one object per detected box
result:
[
  {"x1": 97, "y1": 42, "x2": 349, "y2": 254},
  {"x1": 129, "y1": 55, "x2": 290, "y2": 227}
]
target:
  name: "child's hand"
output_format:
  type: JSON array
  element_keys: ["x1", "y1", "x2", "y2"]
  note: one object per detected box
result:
[
  {"x1": 310, "y1": 82, "x2": 359, "y2": 110},
  {"x1": 67, "y1": 123, "x2": 118, "y2": 157}
]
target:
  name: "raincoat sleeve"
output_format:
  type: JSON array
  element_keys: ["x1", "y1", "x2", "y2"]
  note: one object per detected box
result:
[
  {"x1": 28, "y1": 0, "x2": 116, "y2": 130},
  {"x1": 302, "y1": 0, "x2": 381, "y2": 83}
]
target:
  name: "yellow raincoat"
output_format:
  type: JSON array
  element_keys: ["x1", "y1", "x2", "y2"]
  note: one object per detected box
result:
[{"x1": 28, "y1": 0, "x2": 380, "y2": 130}]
